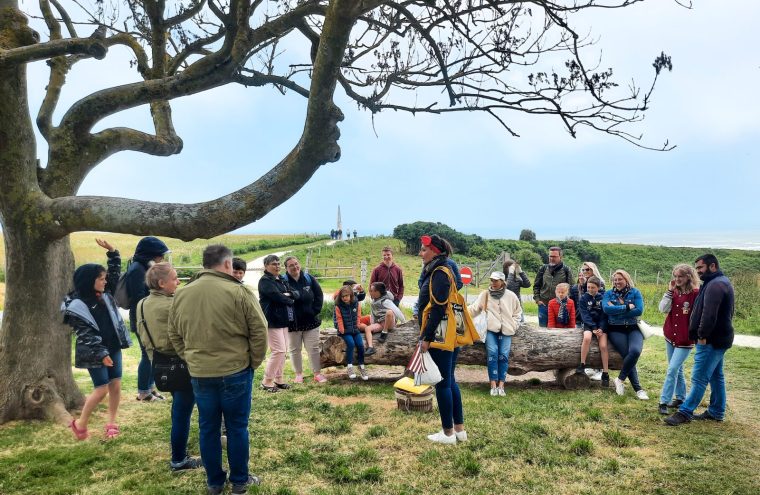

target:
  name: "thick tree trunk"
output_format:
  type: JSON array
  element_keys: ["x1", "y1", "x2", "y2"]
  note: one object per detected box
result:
[
  {"x1": 319, "y1": 321, "x2": 623, "y2": 376},
  {"x1": 0, "y1": 231, "x2": 81, "y2": 424}
]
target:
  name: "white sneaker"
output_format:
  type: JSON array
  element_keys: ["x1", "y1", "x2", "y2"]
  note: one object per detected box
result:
[
  {"x1": 359, "y1": 366, "x2": 368, "y2": 381},
  {"x1": 490, "y1": 388, "x2": 497, "y2": 396},
  {"x1": 614, "y1": 377, "x2": 625, "y2": 396},
  {"x1": 347, "y1": 365, "x2": 356, "y2": 380},
  {"x1": 454, "y1": 430, "x2": 468, "y2": 442},
  {"x1": 636, "y1": 389, "x2": 650, "y2": 400},
  {"x1": 497, "y1": 388, "x2": 506, "y2": 397},
  {"x1": 589, "y1": 371, "x2": 603, "y2": 381},
  {"x1": 427, "y1": 430, "x2": 456, "y2": 445}
]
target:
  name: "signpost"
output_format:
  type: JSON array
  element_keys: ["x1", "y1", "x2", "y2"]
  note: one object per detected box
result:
[{"x1": 460, "y1": 266, "x2": 473, "y2": 301}]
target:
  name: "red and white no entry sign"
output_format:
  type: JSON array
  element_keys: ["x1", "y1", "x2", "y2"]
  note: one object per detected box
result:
[{"x1": 460, "y1": 266, "x2": 473, "y2": 285}]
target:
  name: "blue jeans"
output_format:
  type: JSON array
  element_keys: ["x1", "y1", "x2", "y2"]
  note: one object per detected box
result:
[
  {"x1": 341, "y1": 333, "x2": 365, "y2": 365},
  {"x1": 679, "y1": 344, "x2": 727, "y2": 420},
  {"x1": 87, "y1": 349, "x2": 123, "y2": 387},
  {"x1": 485, "y1": 332, "x2": 512, "y2": 383},
  {"x1": 659, "y1": 342, "x2": 692, "y2": 404},
  {"x1": 428, "y1": 347, "x2": 463, "y2": 430},
  {"x1": 170, "y1": 389, "x2": 196, "y2": 463},
  {"x1": 607, "y1": 328, "x2": 643, "y2": 391},
  {"x1": 131, "y1": 329, "x2": 155, "y2": 393},
  {"x1": 538, "y1": 304, "x2": 548, "y2": 327},
  {"x1": 192, "y1": 368, "x2": 253, "y2": 488}
]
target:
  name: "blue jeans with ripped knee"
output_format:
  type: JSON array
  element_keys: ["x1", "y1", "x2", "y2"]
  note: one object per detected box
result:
[{"x1": 485, "y1": 332, "x2": 512, "y2": 383}]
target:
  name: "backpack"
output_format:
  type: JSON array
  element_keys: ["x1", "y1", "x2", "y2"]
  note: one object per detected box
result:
[{"x1": 113, "y1": 273, "x2": 130, "y2": 310}]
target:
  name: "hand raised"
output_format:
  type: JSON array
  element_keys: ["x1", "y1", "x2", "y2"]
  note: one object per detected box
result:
[{"x1": 95, "y1": 238, "x2": 115, "y2": 252}]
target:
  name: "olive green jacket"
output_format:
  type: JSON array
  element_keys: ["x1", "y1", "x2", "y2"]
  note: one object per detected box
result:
[
  {"x1": 168, "y1": 269, "x2": 268, "y2": 377},
  {"x1": 137, "y1": 290, "x2": 176, "y2": 361}
]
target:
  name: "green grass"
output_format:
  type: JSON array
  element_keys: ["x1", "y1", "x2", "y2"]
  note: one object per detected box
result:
[{"x1": 1, "y1": 338, "x2": 759, "y2": 494}]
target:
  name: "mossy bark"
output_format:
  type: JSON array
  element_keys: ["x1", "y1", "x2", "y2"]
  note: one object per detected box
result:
[{"x1": 0, "y1": 2, "x2": 81, "y2": 422}]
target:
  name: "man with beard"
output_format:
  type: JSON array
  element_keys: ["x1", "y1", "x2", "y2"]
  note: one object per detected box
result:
[
  {"x1": 533, "y1": 247, "x2": 573, "y2": 327},
  {"x1": 665, "y1": 254, "x2": 734, "y2": 426}
]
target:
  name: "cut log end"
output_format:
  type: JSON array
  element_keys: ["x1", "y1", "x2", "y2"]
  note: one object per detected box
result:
[{"x1": 555, "y1": 368, "x2": 590, "y2": 390}]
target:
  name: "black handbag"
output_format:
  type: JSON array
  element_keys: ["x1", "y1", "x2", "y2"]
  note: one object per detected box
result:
[{"x1": 139, "y1": 302, "x2": 192, "y2": 392}]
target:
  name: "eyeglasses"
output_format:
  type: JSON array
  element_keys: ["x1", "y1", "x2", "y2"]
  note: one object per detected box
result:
[{"x1": 582, "y1": 267, "x2": 592, "y2": 272}]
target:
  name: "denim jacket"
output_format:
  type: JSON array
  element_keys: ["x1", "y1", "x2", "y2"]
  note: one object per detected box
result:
[{"x1": 602, "y1": 287, "x2": 643, "y2": 326}]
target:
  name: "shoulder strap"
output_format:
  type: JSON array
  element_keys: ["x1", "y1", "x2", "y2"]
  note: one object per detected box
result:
[
  {"x1": 138, "y1": 299, "x2": 157, "y2": 349},
  {"x1": 429, "y1": 266, "x2": 456, "y2": 305},
  {"x1": 538, "y1": 264, "x2": 546, "y2": 279}
]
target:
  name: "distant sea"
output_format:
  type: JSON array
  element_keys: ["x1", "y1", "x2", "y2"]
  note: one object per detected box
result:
[{"x1": 578, "y1": 232, "x2": 760, "y2": 251}]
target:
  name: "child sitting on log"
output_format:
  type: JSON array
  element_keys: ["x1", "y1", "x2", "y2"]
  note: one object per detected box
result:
[
  {"x1": 363, "y1": 282, "x2": 406, "y2": 355},
  {"x1": 548, "y1": 283, "x2": 576, "y2": 329},
  {"x1": 334, "y1": 286, "x2": 369, "y2": 380},
  {"x1": 576, "y1": 276, "x2": 610, "y2": 387}
]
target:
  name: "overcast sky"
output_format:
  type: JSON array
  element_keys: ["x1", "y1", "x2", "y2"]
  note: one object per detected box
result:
[{"x1": 23, "y1": 1, "x2": 760, "y2": 249}]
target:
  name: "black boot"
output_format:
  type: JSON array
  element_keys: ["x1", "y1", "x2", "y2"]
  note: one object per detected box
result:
[
  {"x1": 658, "y1": 403, "x2": 669, "y2": 415},
  {"x1": 600, "y1": 372, "x2": 609, "y2": 388}
]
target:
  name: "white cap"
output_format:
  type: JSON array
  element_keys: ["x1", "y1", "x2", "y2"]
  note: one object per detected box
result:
[{"x1": 489, "y1": 271, "x2": 506, "y2": 281}]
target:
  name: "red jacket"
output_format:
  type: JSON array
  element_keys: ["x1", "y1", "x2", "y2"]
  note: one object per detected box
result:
[
  {"x1": 548, "y1": 298, "x2": 576, "y2": 329},
  {"x1": 369, "y1": 263, "x2": 404, "y2": 300},
  {"x1": 662, "y1": 288, "x2": 699, "y2": 347}
]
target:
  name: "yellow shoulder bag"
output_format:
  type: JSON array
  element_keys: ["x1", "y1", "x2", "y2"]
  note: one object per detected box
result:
[{"x1": 420, "y1": 266, "x2": 479, "y2": 351}]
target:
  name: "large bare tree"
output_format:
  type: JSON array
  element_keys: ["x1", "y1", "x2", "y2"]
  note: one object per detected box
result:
[{"x1": 0, "y1": 0, "x2": 677, "y2": 423}]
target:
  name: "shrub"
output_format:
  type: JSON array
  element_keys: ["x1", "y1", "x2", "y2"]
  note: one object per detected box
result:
[
  {"x1": 569, "y1": 438, "x2": 594, "y2": 456},
  {"x1": 392, "y1": 221, "x2": 483, "y2": 255},
  {"x1": 514, "y1": 249, "x2": 543, "y2": 272}
]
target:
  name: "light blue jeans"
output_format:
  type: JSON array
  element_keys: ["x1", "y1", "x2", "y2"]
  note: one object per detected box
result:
[
  {"x1": 659, "y1": 342, "x2": 692, "y2": 404},
  {"x1": 679, "y1": 344, "x2": 727, "y2": 420},
  {"x1": 485, "y1": 332, "x2": 512, "y2": 383}
]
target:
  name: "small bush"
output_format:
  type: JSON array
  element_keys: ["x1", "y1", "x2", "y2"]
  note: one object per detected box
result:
[
  {"x1": 315, "y1": 418, "x2": 351, "y2": 435},
  {"x1": 585, "y1": 408, "x2": 603, "y2": 422},
  {"x1": 603, "y1": 428, "x2": 635, "y2": 448},
  {"x1": 366, "y1": 425, "x2": 387, "y2": 439},
  {"x1": 569, "y1": 438, "x2": 594, "y2": 456},
  {"x1": 455, "y1": 451, "x2": 481, "y2": 477}
]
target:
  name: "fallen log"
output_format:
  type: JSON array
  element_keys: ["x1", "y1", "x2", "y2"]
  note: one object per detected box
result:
[{"x1": 319, "y1": 321, "x2": 623, "y2": 389}]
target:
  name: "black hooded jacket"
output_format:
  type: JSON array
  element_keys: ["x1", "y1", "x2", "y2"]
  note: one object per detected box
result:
[
  {"x1": 61, "y1": 251, "x2": 132, "y2": 368},
  {"x1": 124, "y1": 237, "x2": 169, "y2": 333}
]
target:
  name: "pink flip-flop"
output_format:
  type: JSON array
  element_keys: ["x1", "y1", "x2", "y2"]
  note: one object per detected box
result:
[
  {"x1": 104, "y1": 423, "x2": 120, "y2": 439},
  {"x1": 69, "y1": 419, "x2": 88, "y2": 440}
]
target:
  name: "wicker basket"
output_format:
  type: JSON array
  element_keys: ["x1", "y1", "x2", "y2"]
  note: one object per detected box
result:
[{"x1": 394, "y1": 387, "x2": 434, "y2": 413}]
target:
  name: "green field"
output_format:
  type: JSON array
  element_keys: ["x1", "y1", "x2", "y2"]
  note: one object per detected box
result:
[
  {"x1": 0, "y1": 232, "x2": 327, "y2": 309},
  {"x1": 0, "y1": 337, "x2": 758, "y2": 494}
]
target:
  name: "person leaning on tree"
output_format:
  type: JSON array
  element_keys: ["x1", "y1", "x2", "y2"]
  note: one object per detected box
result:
[{"x1": 533, "y1": 247, "x2": 573, "y2": 328}]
